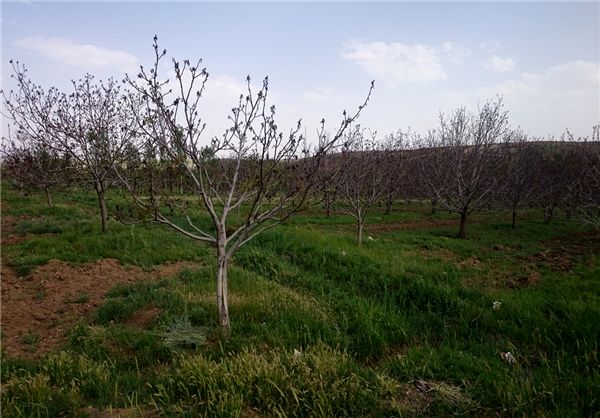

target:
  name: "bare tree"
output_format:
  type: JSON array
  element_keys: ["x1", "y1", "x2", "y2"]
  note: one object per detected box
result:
[
  {"x1": 423, "y1": 98, "x2": 511, "y2": 238},
  {"x1": 315, "y1": 152, "x2": 341, "y2": 218},
  {"x1": 116, "y1": 37, "x2": 373, "y2": 330},
  {"x1": 380, "y1": 129, "x2": 412, "y2": 215},
  {"x1": 535, "y1": 139, "x2": 583, "y2": 224},
  {"x1": 1, "y1": 131, "x2": 72, "y2": 206},
  {"x1": 2, "y1": 62, "x2": 136, "y2": 232},
  {"x1": 337, "y1": 127, "x2": 389, "y2": 245},
  {"x1": 496, "y1": 131, "x2": 542, "y2": 228},
  {"x1": 575, "y1": 125, "x2": 600, "y2": 228}
]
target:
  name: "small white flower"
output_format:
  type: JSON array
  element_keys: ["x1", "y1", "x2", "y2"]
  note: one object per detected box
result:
[
  {"x1": 493, "y1": 301, "x2": 502, "y2": 310},
  {"x1": 341, "y1": 251, "x2": 347, "y2": 257},
  {"x1": 368, "y1": 236, "x2": 374, "y2": 241},
  {"x1": 501, "y1": 351, "x2": 516, "y2": 364}
]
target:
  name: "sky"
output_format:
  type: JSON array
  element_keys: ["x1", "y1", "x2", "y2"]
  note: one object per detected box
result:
[{"x1": 1, "y1": 1, "x2": 599, "y2": 144}]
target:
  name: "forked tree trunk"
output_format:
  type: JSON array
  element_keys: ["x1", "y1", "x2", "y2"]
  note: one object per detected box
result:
[
  {"x1": 44, "y1": 187, "x2": 53, "y2": 208},
  {"x1": 457, "y1": 211, "x2": 467, "y2": 239},
  {"x1": 216, "y1": 240, "x2": 230, "y2": 331},
  {"x1": 95, "y1": 179, "x2": 108, "y2": 233}
]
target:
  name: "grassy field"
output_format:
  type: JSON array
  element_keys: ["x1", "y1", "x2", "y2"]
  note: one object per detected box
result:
[{"x1": 1, "y1": 186, "x2": 599, "y2": 417}]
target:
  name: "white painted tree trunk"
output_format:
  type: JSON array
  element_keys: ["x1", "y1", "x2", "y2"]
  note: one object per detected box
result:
[{"x1": 216, "y1": 239, "x2": 230, "y2": 330}]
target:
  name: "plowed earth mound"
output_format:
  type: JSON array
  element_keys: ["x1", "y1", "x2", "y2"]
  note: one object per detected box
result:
[{"x1": 1, "y1": 258, "x2": 197, "y2": 358}]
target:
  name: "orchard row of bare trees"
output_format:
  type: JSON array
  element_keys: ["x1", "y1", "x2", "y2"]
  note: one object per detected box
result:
[
  {"x1": 1, "y1": 37, "x2": 374, "y2": 329},
  {"x1": 2, "y1": 37, "x2": 598, "y2": 328},
  {"x1": 311, "y1": 101, "x2": 599, "y2": 243}
]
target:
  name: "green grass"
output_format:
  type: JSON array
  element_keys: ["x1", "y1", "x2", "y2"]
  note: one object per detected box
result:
[
  {"x1": 2, "y1": 187, "x2": 213, "y2": 275},
  {"x1": 1, "y1": 185, "x2": 599, "y2": 417}
]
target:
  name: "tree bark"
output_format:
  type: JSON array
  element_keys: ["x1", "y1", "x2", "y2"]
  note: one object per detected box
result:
[
  {"x1": 324, "y1": 196, "x2": 333, "y2": 218},
  {"x1": 95, "y1": 180, "x2": 108, "y2": 233},
  {"x1": 357, "y1": 218, "x2": 364, "y2": 245},
  {"x1": 384, "y1": 195, "x2": 393, "y2": 215},
  {"x1": 216, "y1": 241, "x2": 230, "y2": 331},
  {"x1": 44, "y1": 187, "x2": 53, "y2": 208},
  {"x1": 457, "y1": 211, "x2": 467, "y2": 239},
  {"x1": 544, "y1": 206, "x2": 553, "y2": 224}
]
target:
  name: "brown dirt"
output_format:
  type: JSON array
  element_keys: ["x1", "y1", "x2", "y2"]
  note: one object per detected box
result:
[
  {"x1": 123, "y1": 307, "x2": 163, "y2": 329},
  {"x1": 0, "y1": 214, "x2": 29, "y2": 245},
  {"x1": 367, "y1": 219, "x2": 460, "y2": 234},
  {"x1": 1, "y1": 258, "x2": 198, "y2": 358},
  {"x1": 522, "y1": 231, "x2": 600, "y2": 273},
  {"x1": 464, "y1": 231, "x2": 600, "y2": 290},
  {"x1": 419, "y1": 248, "x2": 456, "y2": 261},
  {"x1": 457, "y1": 256, "x2": 486, "y2": 270},
  {"x1": 387, "y1": 380, "x2": 472, "y2": 414},
  {"x1": 80, "y1": 406, "x2": 159, "y2": 418}
]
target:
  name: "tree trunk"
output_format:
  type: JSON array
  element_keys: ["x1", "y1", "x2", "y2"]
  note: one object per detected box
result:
[
  {"x1": 44, "y1": 187, "x2": 53, "y2": 208},
  {"x1": 431, "y1": 198, "x2": 437, "y2": 215},
  {"x1": 457, "y1": 211, "x2": 467, "y2": 239},
  {"x1": 216, "y1": 244, "x2": 230, "y2": 331},
  {"x1": 95, "y1": 180, "x2": 108, "y2": 233},
  {"x1": 512, "y1": 209, "x2": 517, "y2": 229},
  {"x1": 324, "y1": 196, "x2": 332, "y2": 218},
  {"x1": 357, "y1": 219, "x2": 364, "y2": 246},
  {"x1": 384, "y1": 195, "x2": 393, "y2": 215},
  {"x1": 544, "y1": 206, "x2": 553, "y2": 224}
]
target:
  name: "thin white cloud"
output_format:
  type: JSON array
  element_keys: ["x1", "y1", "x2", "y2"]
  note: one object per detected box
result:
[
  {"x1": 441, "y1": 42, "x2": 473, "y2": 64},
  {"x1": 204, "y1": 75, "x2": 248, "y2": 102},
  {"x1": 483, "y1": 55, "x2": 516, "y2": 73},
  {"x1": 341, "y1": 40, "x2": 447, "y2": 86},
  {"x1": 438, "y1": 60, "x2": 599, "y2": 136},
  {"x1": 15, "y1": 36, "x2": 139, "y2": 74},
  {"x1": 479, "y1": 39, "x2": 501, "y2": 53},
  {"x1": 299, "y1": 87, "x2": 336, "y2": 102}
]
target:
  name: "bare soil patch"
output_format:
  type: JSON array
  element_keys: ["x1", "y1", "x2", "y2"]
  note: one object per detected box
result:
[
  {"x1": 124, "y1": 307, "x2": 163, "y2": 329},
  {"x1": 420, "y1": 248, "x2": 456, "y2": 261},
  {"x1": 457, "y1": 256, "x2": 486, "y2": 270},
  {"x1": 464, "y1": 231, "x2": 599, "y2": 290},
  {"x1": 80, "y1": 406, "x2": 159, "y2": 418},
  {"x1": 0, "y1": 214, "x2": 31, "y2": 246},
  {"x1": 1, "y1": 259, "x2": 197, "y2": 358},
  {"x1": 367, "y1": 219, "x2": 460, "y2": 234},
  {"x1": 523, "y1": 231, "x2": 600, "y2": 273}
]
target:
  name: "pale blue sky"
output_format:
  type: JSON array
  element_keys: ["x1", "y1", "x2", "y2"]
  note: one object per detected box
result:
[{"x1": 2, "y1": 1, "x2": 599, "y2": 141}]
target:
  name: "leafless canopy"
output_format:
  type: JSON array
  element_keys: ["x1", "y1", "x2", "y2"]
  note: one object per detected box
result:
[
  {"x1": 421, "y1": 98, "x2": 512, "y2": 238},
  {"x1": 116, "y1": 36, "x2": 374, "y2": 328},
  {"x1": 2, "y1": 61, "x2": 137, "y2": 231}
]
